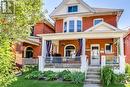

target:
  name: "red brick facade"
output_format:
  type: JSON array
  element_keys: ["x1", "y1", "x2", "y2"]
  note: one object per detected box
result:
[{"x1": 125, "y1": 32, "x2": 130, "y2": 64}]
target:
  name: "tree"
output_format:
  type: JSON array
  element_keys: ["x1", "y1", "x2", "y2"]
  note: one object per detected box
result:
[{"x1": 0, "y1": 0, "x2": 42, "y2": 87}]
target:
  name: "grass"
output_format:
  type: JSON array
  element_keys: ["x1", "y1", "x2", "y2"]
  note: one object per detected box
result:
[
  {"x1": 104, "y1": 84, "x2": 125, "y2": 87},
  {"x1": 8, "y1": 76, "x2": 83, "y2": 87}
]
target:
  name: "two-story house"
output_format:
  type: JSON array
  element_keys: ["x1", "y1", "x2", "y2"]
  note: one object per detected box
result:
[{"x1": 38, "y1": 0, "x2": 128, "y2": 73}]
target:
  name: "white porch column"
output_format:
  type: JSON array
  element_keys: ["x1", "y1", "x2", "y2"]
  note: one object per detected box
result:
[
  {"x1": 119, "y1": 37, "x2": 125, "y2": 74},
  {"x1": 39, "y1": 38, "x2": 46, "y2": 72},
  {"x1": 81, "y1": 38, "x2": 87, "y2": 72}
]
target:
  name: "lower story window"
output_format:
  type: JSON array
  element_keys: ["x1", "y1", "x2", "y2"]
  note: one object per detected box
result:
[
  {"x1": 25, "y1": 47, "x2": 33, "y2": 58},
  {"x1": 65, "y1": 45, "x2": 76, "y2": 57},
  {"x1": 105, "y1": 44, "x2": 112, "y2": 53}
]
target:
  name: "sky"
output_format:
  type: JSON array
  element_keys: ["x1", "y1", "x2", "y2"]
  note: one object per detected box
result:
[{"x1": 45, "y1": 0, "x2": 130, "y2": 29}]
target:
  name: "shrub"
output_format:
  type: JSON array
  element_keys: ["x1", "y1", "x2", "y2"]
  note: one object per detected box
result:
[
  {"x1": 24, "y1": 71, "x2": 42, "y2": 79},
  {"x1": 57, "y1": 70, "x2": 71, "y2": 80},
  {"x1": 102, "y1": 66, "x2": 126, "y2": 86},
  {"x1": 43, "y1": 71, "x2": 58, "y2": 81},
  {"x1": 101, "y1": 66, "x2": 113, "y2": 86},
  {"x1": 63, "y1": 73, "x2": 72, "y2": 81},
  {"x1": 126, "y1": 64, "x2": 130, "y2": 75},
  {"x1": 22, "y1": 65, "x2": 38, "y2": 73},
  {"x1": 71, "y1": 72, "x2": 85, "y2": 84}
]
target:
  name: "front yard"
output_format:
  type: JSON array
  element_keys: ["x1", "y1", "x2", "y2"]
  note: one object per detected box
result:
[{"x1": 9, "y1": 76, "x2": 83, "y2": 87}]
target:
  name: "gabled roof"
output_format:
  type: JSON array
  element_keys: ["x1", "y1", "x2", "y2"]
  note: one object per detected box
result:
[
  {"x1": 50, "y1": 0, "x2": 123, "y2": 21},
  {"x1": 84, "y1": 22, "x2": 122, "y2": 32},
  {"x1": 50, "y1": 0, "x2": 95, "y2": 17}
]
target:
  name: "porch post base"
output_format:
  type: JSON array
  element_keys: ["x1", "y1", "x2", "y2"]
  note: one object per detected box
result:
[
  {"x1": 119, "y1": 55, "x2": 125, "y2": 74},
  {"x1": 38, "y1": 56, "x2": 45, "y2": 72},
  {"x1": 81, "y1": 55, "x2": 87, "y2": 72},
  {"x1": 101, "y1": 55, "x2": 106, "y2": 68}
]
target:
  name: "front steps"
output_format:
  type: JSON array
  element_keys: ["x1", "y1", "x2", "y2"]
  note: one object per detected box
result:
[{"x1": 84, "y1": 65, "x2": 102, "y2": 87}]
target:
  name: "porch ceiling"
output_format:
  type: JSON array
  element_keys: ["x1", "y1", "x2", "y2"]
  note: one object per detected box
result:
[{"x1": 38, "y1": 31, "x2": 127, "y2": 40}]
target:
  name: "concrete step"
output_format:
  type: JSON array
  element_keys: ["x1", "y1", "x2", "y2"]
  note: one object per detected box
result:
[
  {"x1": 83, "y1": 84, "x2": 102, "y2": 87},
  {"x1": 87, "y1": 69, "x2": 100, "y2": 72},
  {"x1": 87, "y1": 75, "x2": 100, "y2": 79},
  {"x1": 85, "y1": 78, "x2": 101, "y2": 84},
  {"x1": 87, "y1": 71, "x2": 101, "y2": 75}
]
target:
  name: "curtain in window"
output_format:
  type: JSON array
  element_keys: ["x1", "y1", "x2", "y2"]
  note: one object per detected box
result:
[
  {"x1": 46, "y1": 40, "x2": 52, "y2": 57},
  {"x1": 76, "y1": 39, "x2": 82, "y2": 56}
]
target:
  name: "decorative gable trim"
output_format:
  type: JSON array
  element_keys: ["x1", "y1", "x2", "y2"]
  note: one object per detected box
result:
[
  {"x1": 50, "y1": 0, "x2": 95, "y2": 17},
  {"x1": 84, "y1": 22, "x2": 121, "y2": 32}
]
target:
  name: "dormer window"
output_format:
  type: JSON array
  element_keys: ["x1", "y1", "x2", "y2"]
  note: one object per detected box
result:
[
  {"x1": 68, "y1": 5, "x2": 78, "y2": 13},
  {"x1": 94, "y1": 18, "x2": 103, "y2": 25}
]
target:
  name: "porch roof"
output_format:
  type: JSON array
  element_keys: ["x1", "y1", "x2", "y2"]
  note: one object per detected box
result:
[{"x1": 38, "y1": 31, "x2": 128, "y2": 40}]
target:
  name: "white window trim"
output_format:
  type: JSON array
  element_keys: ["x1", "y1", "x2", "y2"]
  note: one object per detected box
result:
[
  {"x1": 105, "y1": 44, "x2": 113, "y2": 53},
  {"x1": 63, "y1": 17, "x2": 82, "y2": 33},
  {"x1": 24, "y1": 46, "x2": 33, "y2": 58},
  {"x1": 93, "y1": 18, "x2": 104, "y2": 26},
  {"x1": 64, "y1": 44, "x2": 76, "y2": 57},
  {"x1": 67, "y1": 5, "x2": 78, "y2": 13}
]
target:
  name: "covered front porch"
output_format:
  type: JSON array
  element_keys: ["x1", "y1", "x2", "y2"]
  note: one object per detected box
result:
[{"x1": 38, "y1": 31, "x2": 127, "y2": 73}]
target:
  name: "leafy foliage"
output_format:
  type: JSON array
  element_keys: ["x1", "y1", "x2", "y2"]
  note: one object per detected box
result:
[
  {"x1": 43, "y1": 71, "x2": 58, "y2": 81},
  {"x1": 25, "y1": 71, "x2": 42, "y2": 79},
  {"x1": 24, "y1": 70, "x2": 85, "y2": 84},
  {"x1": 102, "y1": 66, "x2": 126, "y2": 86},
  {"x1": 0, "y1": 0, "x2": 42, "y2": 87},
  {"x1": 101, "y1": 66, "x2": 113, "y2": 86},
  {"x1": 22, "y1": 65, "x2": 38, "y2": 73},
  {"x1": 71, "y1": 72, "x2": 85, "y2": 84},
  {"x1": 126, "y1": 64, "x2": 130, "y2": 75}
]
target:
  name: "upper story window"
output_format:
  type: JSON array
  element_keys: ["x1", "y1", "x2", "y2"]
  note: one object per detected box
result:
[
  {"x1": 94, "y1": 18, "x2": 103, "y2": 25},
  {"x1": 69, "y1": 20, "x2": 74, "y2": 32},
  {"x1": 64, "y1": 22, "x2": 67, "y2": 32},
  {"x1": 68, "y1": 5, "x2": 78, "y2": 13},
  {"x1": 63, "y1": 17, "x2": 82, "y2": 33},
  {"x1": 30, "y1": 26, "x2": 34, "y2": 36},
  {"x1": 77, "y1": 20, "x2": 82, "y2": 32}
]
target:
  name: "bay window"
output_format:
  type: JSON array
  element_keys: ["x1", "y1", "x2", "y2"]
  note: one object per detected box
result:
[
  {"x1": 69, "y1": 20, "x2": 74, "y2": 32},
  {"x1": 77, "y1": 20, "x2": 82, "y2": 32}
]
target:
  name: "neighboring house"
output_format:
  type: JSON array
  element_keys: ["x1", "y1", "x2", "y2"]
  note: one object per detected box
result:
[
  {"x1": 38, "y1": 0, "x2": 128, "y2": 74},
  {"x1": 14, "y1": 18, "x2": 54, "y2": 65},
  {"x1": 124, "y1": 29, "x2": 130, "y2": 64}
]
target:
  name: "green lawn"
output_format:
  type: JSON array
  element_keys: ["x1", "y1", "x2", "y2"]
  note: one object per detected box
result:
[
  {"x1": 104, "y1": 84, "x2": 125, "y2": 87},
  {"x1": 8, "y1": 76, "x2": 130, "y2": 87},
  {"x1": 8, "y1": 76, "x2": 83, "y2": 87}
]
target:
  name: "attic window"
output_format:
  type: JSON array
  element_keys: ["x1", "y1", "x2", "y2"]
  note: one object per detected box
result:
[
  {"x1": 68, "y1": 5, "x2": 78, "y2": 12},
  {"x1": 94, "y1": 19, "x2": 103, "y2": 25}
]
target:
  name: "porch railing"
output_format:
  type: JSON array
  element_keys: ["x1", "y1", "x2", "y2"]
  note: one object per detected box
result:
[
  {"x1": 44, "y1": 56, "x2": 81, "y2": 68},
  {"x1": 101, "y1": 54, "x2": 119, "y2": 69},
  {"x1": 22, "y1": 58, "x2": 38, "y2": 65}
]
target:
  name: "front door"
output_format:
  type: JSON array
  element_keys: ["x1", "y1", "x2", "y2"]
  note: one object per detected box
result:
[{"x1": 91, "y1": 44, "x2": 100, "y2": 65}]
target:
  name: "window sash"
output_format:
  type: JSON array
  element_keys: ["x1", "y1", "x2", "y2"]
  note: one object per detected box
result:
[
  {"x1": 69, "y1": 20, "x2": 74, "y2": 32},
  {"x1": 64, "y1": 22, "x2": 67, "y2": 32},
  {"x1": 94, "y1": 19, "x2": 103, "y2": 25},
  {"x1": 77, "y1": 20, "x2": 82, "y2": 32},
  {"x1": 68, "y1": 6, "x2": 78, "y2": 12},
  {"x1": 105, "y1": 44, "x2": 112, "y2": 53}
]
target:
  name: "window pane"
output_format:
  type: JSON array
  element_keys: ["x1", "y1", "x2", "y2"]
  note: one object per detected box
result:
[
  {"x1": 64, "y1": 22, "x2": 67, "y2": 32},
  {"x1": 94, "y1": 19, "x2": 103, "y2": 25},
  {"x1": 106, "y1": 44, "x2": 112, "y2": 52},
  {"x1": 77, "y1": 20, "x2": 82, "y2": 32},
  {"x1": 68, "y1": 6, "x2": 78, "y2": 12},
  {"x1": 69, "y1": 20, "x2": 74, "y2": 32},
  {"x1": 30, "y1": 26, "x2": 34, "y2": 36}
]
